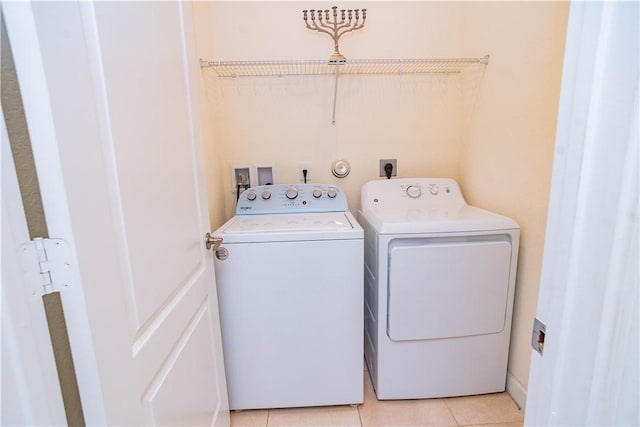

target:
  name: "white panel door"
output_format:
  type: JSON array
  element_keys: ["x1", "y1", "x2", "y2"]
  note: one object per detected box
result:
[
  {"x1": 525, "y1": 1, "x2": 638, "y2": 425},
  {"x1": 3, "y1": 1, "x2": 229, "y2": 425}
]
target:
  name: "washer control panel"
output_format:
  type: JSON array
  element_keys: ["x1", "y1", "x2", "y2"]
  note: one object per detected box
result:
[{"x1": 237, "y1": 184, "x2": 349, "y2": 214}]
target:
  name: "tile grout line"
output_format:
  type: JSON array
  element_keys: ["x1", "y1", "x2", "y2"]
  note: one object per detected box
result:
[{"x1": 442, "y1": 398, "x2": 462, "y2": 426}]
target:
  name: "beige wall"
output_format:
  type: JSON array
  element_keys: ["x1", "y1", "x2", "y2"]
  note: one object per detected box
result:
[
  {"x1": 200, "y1": 1, "x2": 485, "y2": 220},
  {"x1": 192, "y1": 3, "x2": 228, "y2": 227},
  {"x1": 457, "y1": 2, "x2": 569, "y2": 390},
  {"x1": 194, "y1": 1, "x2": 569, "y2": 393}
]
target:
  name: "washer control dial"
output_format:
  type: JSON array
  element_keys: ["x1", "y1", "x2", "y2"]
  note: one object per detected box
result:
[
  {"x1": 429, "y1": 184, "x2": 439, "y2": 195},
  {"x1": 327, "y1": 188, "x2": 338, "y2": 198},
  {"x1": 285, "y1": 187, "x2": 298, "y2": 200},
  {"x1": 406, "y1": 185, "x2": 422, "y2": 198},
  {"x1": 261, "y1": 190, "x2": 271, "y2": 200},
  {"x1": 246, "y1": 190, "x2": 257, "y2": 201},
  {"x1": 312, "y1": 188, "x2": 323, "y2": 198}
]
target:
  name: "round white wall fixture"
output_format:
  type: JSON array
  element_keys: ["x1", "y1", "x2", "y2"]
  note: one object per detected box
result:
[{"x1": 331, "y1": 160, "x2": 351, "y2": 178}]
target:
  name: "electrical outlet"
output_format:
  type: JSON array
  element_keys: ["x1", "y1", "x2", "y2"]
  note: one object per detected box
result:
[
  {"x1": 379, "y1": 159, "x2": 397, "y2": 178},
  {"x1": 299, "y1": 162, "x2": 311, "y2": 183}
]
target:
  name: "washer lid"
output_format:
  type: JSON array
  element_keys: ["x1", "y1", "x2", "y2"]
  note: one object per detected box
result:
[
  {"x1": 360, "y1": 205, "x2": 519, "y2": 234},
  {"x1": 214, "y1": 212, "x2": 363, "y2": 243}
]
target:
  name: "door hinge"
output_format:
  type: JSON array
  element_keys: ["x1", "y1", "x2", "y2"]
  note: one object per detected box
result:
[{"x1": 20, "y1": 238, "x2": 72, "y2": 296}]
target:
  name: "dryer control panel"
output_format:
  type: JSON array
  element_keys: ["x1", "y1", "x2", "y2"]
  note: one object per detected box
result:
[
  {"x1": 361, "y1": 178, "x2": 467, "y2": 212},
  {"x1": 236, "y1": 184, "x2": 349, "y2": 214}
]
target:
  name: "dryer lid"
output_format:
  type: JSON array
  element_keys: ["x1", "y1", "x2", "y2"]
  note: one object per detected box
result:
[
  {"x1": 359, "y1": 178, "x2": 519, "y2": 233},
  {"x1": 360, "y1": 205, "x2": 519, "y2": 233}
]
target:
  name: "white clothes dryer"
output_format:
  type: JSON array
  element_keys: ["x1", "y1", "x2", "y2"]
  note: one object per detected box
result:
[
  {"x1": 213, "y1": 184, "x2": 363, "y2": 410},
  {"x1": 359, "y1": 178, "x2": 520, "y2": 400}
]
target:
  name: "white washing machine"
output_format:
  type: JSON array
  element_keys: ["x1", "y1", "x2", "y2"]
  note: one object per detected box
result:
[
  {"x1": 212, "y1": 183, "x2": 363, "y2": 410},
  {"x1": 359, "y1": 178, "x2": 520, "y2": 400}
]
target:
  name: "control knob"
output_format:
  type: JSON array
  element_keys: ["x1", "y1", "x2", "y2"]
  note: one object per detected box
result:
[
  {"x1": 429, "y1": 185, "x2": 439, "y2": 195},
  {"x1": 327, "y1": 188, "x2": 337, "y2": 198},
  {"x1": 261, "y1": 190, "x2": 271, "y2": 200},
  {"x1": 312, "y1": 188, "x2": 323, "y2": 198},
  {"x1": 246, "y1": 191, "x2": 257, "y2": 201},
  {"x1": 406, "y1": 186, "x2": 422, "y2": 198},
  {"x1": 285, "y1": 187, "x2": 298, "y2": 200}
]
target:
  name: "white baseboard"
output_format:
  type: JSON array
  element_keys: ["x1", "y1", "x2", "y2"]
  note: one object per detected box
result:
[{"x1": 506, "y1": 372, "x2": 527, "y2": 410}]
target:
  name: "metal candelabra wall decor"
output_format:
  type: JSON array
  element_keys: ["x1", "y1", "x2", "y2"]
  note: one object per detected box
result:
[
  {"x1": 302, "y1": 6, "x2": 367, "y2": 124},
  {"x1": 303, "y1": 6, "x2": 367, "y2": 62}
]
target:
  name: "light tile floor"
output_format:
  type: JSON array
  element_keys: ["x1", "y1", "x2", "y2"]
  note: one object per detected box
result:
[{"x1": 230, "y1": 368, "x2": 524, "y2": 427}]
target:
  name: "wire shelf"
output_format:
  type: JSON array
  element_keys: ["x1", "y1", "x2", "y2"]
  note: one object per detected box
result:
[{"x1": 200, "y1": 56, "x2": 489, "y2": 78}]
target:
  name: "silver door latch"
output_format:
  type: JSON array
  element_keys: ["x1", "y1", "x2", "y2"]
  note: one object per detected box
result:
[
  {"x1": 531, "y1": 317, "x2": 546, "y2": 355},
  {"x1": 205, "y1": 233, "x2": 223, "y2": 251}
]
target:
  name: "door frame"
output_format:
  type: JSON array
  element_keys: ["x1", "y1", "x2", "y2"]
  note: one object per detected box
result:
[
  {"x1": 1, "y1": 107, "x2": 68, "y2": 426},
  {"x1": 3, "y1": 2, "x2": 108, "y2": 422}
]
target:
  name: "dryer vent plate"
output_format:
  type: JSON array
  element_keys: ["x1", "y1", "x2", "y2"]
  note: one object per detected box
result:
[{"x1": 331, "y1": 160, "x2": 351, "y2": 178}]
